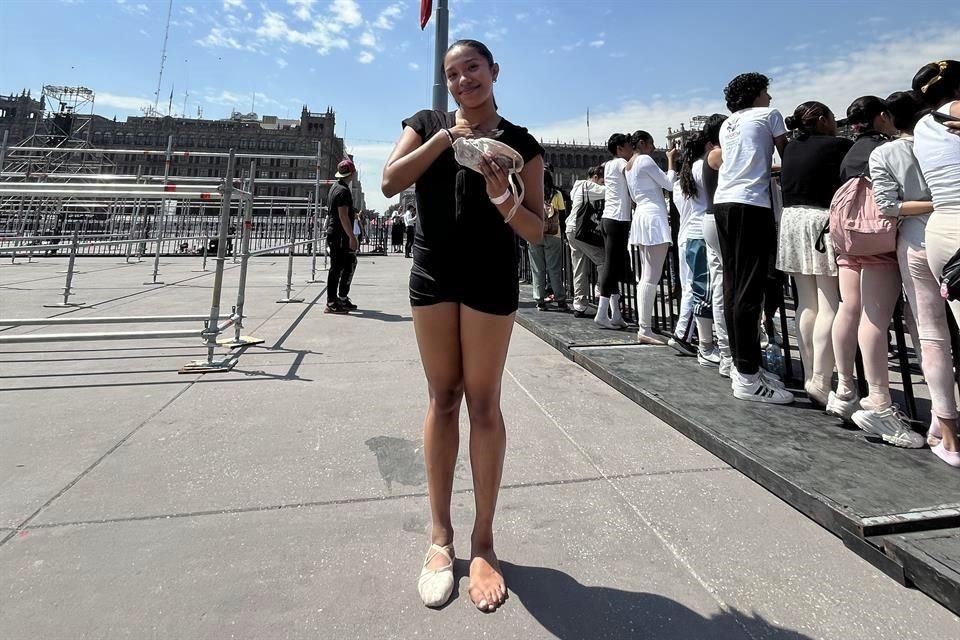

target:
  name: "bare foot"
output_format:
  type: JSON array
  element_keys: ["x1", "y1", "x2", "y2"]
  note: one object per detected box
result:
[{"x1": 468, "y1": 549, "x2": 506, "y2": 612}]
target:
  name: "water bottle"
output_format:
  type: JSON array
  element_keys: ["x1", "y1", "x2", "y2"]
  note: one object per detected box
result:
[{"x1": 764, "y1": 342, "x2": 784, "y2": 378}]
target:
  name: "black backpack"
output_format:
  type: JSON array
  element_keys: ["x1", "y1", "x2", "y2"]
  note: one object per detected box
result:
[{"x1": 573, "y1": 182, "x2": 604, "y2": 247}]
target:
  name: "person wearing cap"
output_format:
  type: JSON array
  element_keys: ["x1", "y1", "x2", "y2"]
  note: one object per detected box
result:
[{"x1": 324, "y1": 159, "x2": 359, "y2": 314}]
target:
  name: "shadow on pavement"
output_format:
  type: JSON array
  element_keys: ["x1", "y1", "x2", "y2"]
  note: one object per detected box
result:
[
  {"x1": 501, "y1": 562, "x2": 815, "y2": 640},
  {"x1": 351, "y1": 309, "x2": 412, "y2": 323}
]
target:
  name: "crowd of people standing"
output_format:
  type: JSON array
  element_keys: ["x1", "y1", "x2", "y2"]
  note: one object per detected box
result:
[{"x1": 538, "y1": 61, "x2": 960, "y2": 470}]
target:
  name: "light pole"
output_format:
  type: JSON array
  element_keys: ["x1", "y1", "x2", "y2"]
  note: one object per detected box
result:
[{"x1": 431, "y1": 0, "x2": 449, "y2": 112}]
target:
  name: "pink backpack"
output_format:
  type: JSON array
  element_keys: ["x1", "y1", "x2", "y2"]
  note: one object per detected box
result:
[{"x1": 828, "y1": 176, "x2": 896, "y2": 257}]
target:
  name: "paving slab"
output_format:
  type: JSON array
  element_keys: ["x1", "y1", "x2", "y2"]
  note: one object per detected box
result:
[
  {"x1": 30, "y1": 360, "x2": 603, "y2": 525},
  {"x1": 0, "y1": 372, "x2": 195, "y2": 528},
  {"x1": 2, "y1": 481, "x2": 807, "y2": 640},
  {"x1": 613, "y1": 473, "x2": 960, "y2": 639}
]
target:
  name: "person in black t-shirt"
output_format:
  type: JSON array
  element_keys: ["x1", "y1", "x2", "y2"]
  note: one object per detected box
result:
[
  {"x1": 382, "y1": 39, "x2": 545, "y2": 613},
  {"x1": 777, "y1": 101, "x2": 852, "y2": 406},
  {"x1": 324, "y1": 159, "x2": 359, "y2": 314}
]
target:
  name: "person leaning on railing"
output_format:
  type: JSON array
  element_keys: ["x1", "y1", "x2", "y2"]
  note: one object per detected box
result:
[
  {"x1": 778, "y1": 100, "x2": 851, "y2": 407},
  {"x1": 912, "y1": 59, "x2": 960, "y2": 467}
]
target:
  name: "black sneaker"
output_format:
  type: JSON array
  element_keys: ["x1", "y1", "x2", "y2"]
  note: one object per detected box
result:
[
  {"x1": 573, "y1": 309, "x2": 588, "y2": 318},
  {"x1": 556, "y1": 301, "x2": 570, "y2": 312},
  {"x1": 536, "y1": 301, "x2": 548, "y2": 311},
  {"x1": 338, "y1": 297, "x2": 358, "y2": 311},
  {"x1": 667, "y1": 336, "x2": 698, "y2": 356},
  {"x1": 324, "y1": 301, "x2": 349, "y2": 314}
]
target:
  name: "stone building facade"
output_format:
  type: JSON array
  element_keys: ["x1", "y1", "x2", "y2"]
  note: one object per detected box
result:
[
  {"x1": 1, "y1": 91, "x2": 363, "y2": 208},
  {"x1": 542, "y1": 140, "x2": 669, "y2": 189}
]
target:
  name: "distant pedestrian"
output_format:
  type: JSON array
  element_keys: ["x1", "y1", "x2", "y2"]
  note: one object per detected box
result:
[
  {"x1": 596, "y1": 133, "x2": 634, "y2": 330},
  {"x1": 324, "y1": 159, "x2": 359, "y2": 314},
  {"x1": 566, "y1": 165, "x2": 606, "y2": 317},
  {"x1": 391, "y1": 213, "x2": 404, "y2": 252},
  {"x1": 403, "y1": 204, "x2": 418, "y2": 257},
  {"x1": 625, "y1": 129, "x2": 677, "y2": 344},
  {"x1": 529, "y1": 166, "x2": 568, "y2": 311}
]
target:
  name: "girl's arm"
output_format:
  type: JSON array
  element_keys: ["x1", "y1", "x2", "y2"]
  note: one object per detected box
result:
[
  {"x1": 381, "y1": 121, "x2": 473, "y2": 197},
  {"x1": 479, "y1": 153, "x2": 545, "y2": 245},
  {"x1": 645, "y1": 156, "x2": 676, "y2": 192}
]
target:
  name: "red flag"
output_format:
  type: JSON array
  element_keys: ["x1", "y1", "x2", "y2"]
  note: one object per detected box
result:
[{"x1": 420, "y1": 0, "x2": 432, "y2": 30}]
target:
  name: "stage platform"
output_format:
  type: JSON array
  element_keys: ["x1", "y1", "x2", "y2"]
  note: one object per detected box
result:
[{"x1": 516, "y1": 291, "x2": 960, "y2": 616}]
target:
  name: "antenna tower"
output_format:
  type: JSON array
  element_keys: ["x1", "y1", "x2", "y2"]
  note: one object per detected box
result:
[{"x1": 153, "y1": 0, "x2": 174, "y2": 112}]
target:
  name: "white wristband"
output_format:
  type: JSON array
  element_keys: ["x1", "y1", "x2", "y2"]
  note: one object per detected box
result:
[{"x1": 489, "y1": 189, "x2": 511, "y2": 205}]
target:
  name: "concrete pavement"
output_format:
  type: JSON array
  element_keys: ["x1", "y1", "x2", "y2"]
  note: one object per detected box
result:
[{"x1": 1, "y1": 255, "x2": 958, "y2": 639}]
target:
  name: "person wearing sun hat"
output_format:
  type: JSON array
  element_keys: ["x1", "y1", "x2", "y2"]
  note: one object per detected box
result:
[{"x1": 324, "y1": 158, "x2": 359, "y2": 314}]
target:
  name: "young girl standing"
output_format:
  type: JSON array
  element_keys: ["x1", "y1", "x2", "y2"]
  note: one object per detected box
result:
[{"x1": 382, "y1": 39, "x2": 546, "y2": 611}]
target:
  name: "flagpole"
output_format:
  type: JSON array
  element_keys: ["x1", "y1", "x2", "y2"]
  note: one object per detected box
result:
[
  {"x1": 431, "y1": 0, "x2": 449, "y2": 111},
  {"x1": 587, "y1": 108, "x2": 591, "y2": 146}
]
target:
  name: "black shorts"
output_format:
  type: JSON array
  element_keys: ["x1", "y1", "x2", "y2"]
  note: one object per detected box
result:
[{"x1": 409, "y1": 248, "x2": 519, "y2": 316}]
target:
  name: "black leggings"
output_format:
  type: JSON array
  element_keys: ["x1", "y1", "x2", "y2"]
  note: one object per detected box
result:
[
  {"x1": 714, "y1": 203, "x2": 777, "y2": 375},
  {"x1": 599, "y1": 219, "x2": 631, "y2": 297}
]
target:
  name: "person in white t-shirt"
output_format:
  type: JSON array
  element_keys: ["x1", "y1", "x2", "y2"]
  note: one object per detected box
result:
[
  {"x1": 595, "y1": 133, "x2": 635, "y2": 329},
  {"x1": 711, "y1": 72, "x2": 793, "y2": 404},
  {"x1": 402, "y1": 204, "x2": 418, "y2": 258},
  {"x1": 624, "y1": 130, "x2": 676, "y2": 343},
  {"x1": 566, "y1": 165, "x2": 606, "y2": 316},
  {"x1": 671, "y1": 132, "x2": 720, "y2": 366},
  {"x1": 912, "y1": 59, "x2": 960, "y2": 468}
]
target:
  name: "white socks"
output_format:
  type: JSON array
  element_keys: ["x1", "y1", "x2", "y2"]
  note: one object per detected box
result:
[
  {"x1": 638, "y1": 283, "x2": 657, "y2": 331},
  {"x1": 595, "y1": 296, "x2": 611, "y2": 322},
  {"x1": 695, "y1": 317, "x2": 714, "y2": 351},
  {"x1": 610, "y1": 293, "x2": 625, "y2": 324}
]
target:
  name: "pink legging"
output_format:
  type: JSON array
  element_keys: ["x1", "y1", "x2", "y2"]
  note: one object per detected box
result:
[
  {"x1": 899, "y1": 238, "x2": 959, "y2": 420},
  {"x1": 833, "y1": 263, "x2": 902, "y2": 408}
]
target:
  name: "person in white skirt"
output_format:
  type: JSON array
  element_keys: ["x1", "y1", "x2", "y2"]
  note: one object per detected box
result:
[
  {"x1": 625, "y1": 130, "x2": 678, "y2": 344},
  {"x1": 778, "y1": 101, "x2": 852, "y2": 406}
]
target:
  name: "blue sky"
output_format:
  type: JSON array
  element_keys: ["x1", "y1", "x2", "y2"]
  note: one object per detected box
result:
[{"x1": 2, "y1": 0, "x2": 959, "y2": 211}]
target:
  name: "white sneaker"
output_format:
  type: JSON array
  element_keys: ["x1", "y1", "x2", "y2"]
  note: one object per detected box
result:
[
  {"x1": 759, "y1": 367, "x2": 782, "y2": 382},
  {"x1": 731, "y1": 366, "x2": 785, "y2": 389},
  {"x1": 852, "y1": 406, "x2": 925, "y2": 449},
  {"x1": 697, "y1": 346, "x2": 721, "y2": 368},
  {"x1": 825, "y1": 391, "x2": 860, "y2": 423},
  {"x1": 732, "y1": 374, "x2": 795, "y2": 404},
  {"x1": 718, "y1": 355, "x2": 733, "y2": 378}
]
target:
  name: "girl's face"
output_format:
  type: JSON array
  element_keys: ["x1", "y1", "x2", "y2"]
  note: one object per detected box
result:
[
  {"x1": 637, "y1": 139, "x2": 656, "y2": 155},
  {"x1": 444, "y1": 46, "x2": 498, "y2": 109}
]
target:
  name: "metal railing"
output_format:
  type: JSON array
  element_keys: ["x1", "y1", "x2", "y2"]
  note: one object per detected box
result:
[{"x1": 0, "y1": 150, "x2": 269, "y2": 373}]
